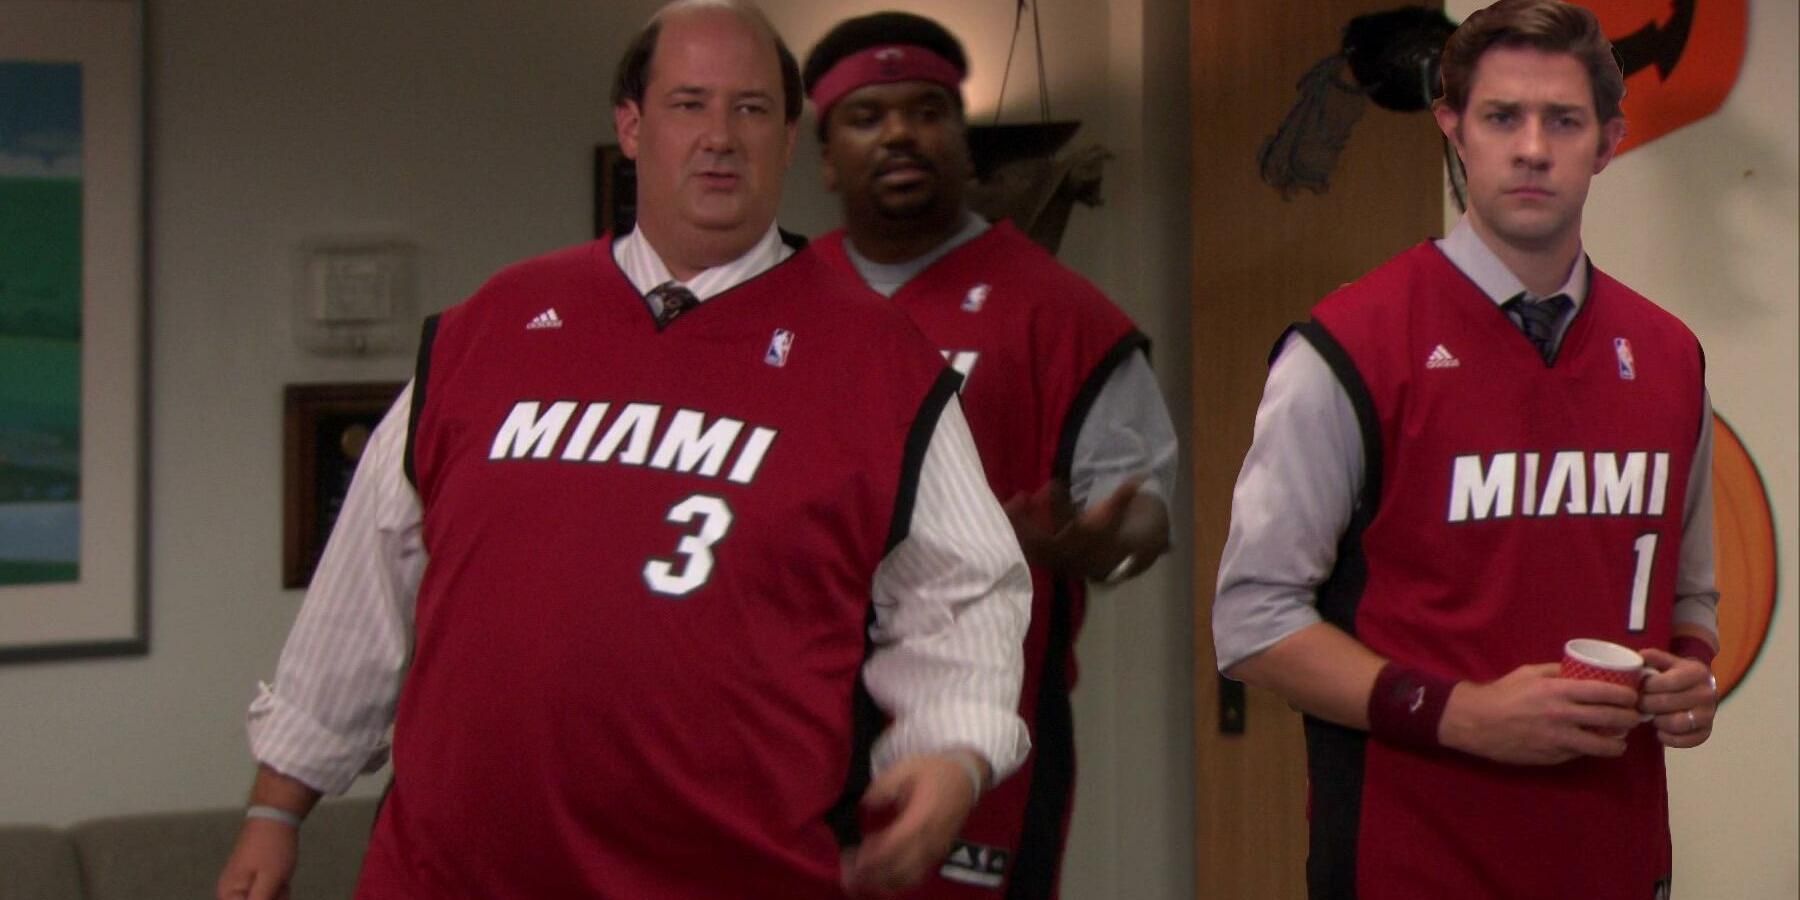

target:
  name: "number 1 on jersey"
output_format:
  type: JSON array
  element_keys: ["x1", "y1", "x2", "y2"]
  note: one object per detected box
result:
[
  {"x1": 1627, "y1": 533, "x2": 1657, "y2": 632},
  {"x1": 644, "y1": 495, "x2": 733, "y2": 597}
]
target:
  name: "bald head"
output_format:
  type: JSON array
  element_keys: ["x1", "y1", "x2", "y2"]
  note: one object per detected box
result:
[
  {"x1": 612, "y1": 0, "x2": 803, "y2": 123},
  {"x1": 610, "y1": 0, "x2": 800, "y2": 278}
]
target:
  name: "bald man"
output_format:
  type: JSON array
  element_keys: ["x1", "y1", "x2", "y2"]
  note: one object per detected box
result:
[{"x1": 216, "y1": 3, "x2": 1030, "y2": 897}]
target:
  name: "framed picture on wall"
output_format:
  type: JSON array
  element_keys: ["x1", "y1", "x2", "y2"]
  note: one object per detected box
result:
[
  {"x1": 282, "y1": 382, "x2": 406, "y2": 589},
  {"x1": 594, "y1": 143, "x2": 637, "y2": 237},
  {"x1": 0, "y1": 2, "x2": 146, "y2": 663}
]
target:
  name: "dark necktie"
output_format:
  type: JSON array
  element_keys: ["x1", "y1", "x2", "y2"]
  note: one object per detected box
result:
[
  {"x1": 1505, "y1": 293, "x2": 1571, "y2": 362},
  {"x1": 648, "y1": 281, "x2": 699, "y2": 327}
]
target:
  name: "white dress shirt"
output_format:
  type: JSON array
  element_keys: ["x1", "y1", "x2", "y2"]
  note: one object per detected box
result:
[
  {"x1": 1213, "y1": 215, "x2": 1719, "y2": 672},
  {"x1": 248, "y1": 225, "x2": 1033, "y2": 794}
]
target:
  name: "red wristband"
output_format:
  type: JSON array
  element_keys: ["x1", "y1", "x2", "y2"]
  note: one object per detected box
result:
[
  {"x1": 1367, "y1": 663, "x2": 1456, "y2": 751},
  {"x1": 1670, "y1": 635, "x2": 1717, "y2": 667}
]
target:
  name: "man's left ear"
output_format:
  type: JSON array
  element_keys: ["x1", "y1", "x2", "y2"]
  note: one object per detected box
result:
[{"x1": 1594, "y1": 117, "x2": 1627, "y2": 173}]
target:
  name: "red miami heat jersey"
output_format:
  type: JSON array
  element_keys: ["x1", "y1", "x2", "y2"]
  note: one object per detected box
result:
[
  {"x1": 1299, "y1": 242, "x2": 1704, "y2": 900},
  {"x1": 356, "y1": 237, "x2": 956, "y2": 899},
  {"x1": 814, "y1": 223, "x2": 1143, "y2": 899}
]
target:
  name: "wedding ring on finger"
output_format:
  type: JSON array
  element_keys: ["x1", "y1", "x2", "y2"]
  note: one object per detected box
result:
[{"x1": 1103, "y1": 554, "x2": 1137, "y2": 583}]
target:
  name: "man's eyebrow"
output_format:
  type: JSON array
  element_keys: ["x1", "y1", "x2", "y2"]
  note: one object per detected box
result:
[{"x1": 1475, "y1": 98, "x2": 1588, "y2": 118}]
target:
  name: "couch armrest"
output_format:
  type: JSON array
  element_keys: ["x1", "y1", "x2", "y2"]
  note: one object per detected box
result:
[
  {"x1": 71, "y1": 796, "x2": 379, "y2": 900},
  {"x1": 0, "y1": 825, "x2": 83, "y2": 900}
]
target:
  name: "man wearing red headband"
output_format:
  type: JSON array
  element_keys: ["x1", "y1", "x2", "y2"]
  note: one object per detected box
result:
[{"x1": 803, "y1": 13, "x2": 1178, "y2": 898}]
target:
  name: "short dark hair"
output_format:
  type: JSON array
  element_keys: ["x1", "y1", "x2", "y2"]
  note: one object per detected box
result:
[
  {"x1": 1439, "y1": 0, "x2": 1624, "y2": 122},
  {"x1": 801, "y1": 12, "x2": 968, "y2": 140},
  {"x1": 611, "y1": 0, "x2": 803, "y2": 123}
]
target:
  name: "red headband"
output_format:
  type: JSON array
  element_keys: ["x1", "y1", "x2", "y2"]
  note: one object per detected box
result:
[{"x1": 808, "y1": 44, "x2": 965, "y2": 117}]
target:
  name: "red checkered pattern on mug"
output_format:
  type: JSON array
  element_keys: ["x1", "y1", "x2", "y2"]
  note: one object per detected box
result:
[{"x1": 1559, "y1": 657, "x2": 1641, "y2": 687}]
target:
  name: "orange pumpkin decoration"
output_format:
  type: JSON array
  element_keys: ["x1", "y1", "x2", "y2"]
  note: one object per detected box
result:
[{"x1": 1707, "y1": 413, "x2": 1776, "y2": 699}]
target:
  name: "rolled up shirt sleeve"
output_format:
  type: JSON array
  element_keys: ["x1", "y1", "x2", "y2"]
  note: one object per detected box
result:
[
  {"x1": 1069, "y1": 351, "x2": 1180, "y2": 509},
  {"x1": 247, "y1": 383, "x2": 425, "y2": 795},
  {"x1": 1214, "y1": 334, "x2": 1720, "y2": 672},
  {"x1": 1672, "y1": 389, "x2": 1721, "y2": 638},
  {"x1": 864, "y1": 399, "x2": 1033, "y2": 783},
  {"x1": 1213, "y1": 334, "x2": 1363, "y2": 674}
]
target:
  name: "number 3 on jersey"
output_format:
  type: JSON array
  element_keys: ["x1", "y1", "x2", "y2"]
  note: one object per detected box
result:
[{"x1": 644, "y1": 495, "x2": 733, "y2": 597}]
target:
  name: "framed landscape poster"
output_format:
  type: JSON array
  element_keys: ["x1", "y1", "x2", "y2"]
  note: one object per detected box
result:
[{"x1": 0, "y1": 3, "x2": 145, "y2": 662}]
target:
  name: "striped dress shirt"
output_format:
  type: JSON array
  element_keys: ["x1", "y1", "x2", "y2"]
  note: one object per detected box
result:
[{"x1": 247, "y1": 225, "x2": 1032, "y2": 795}]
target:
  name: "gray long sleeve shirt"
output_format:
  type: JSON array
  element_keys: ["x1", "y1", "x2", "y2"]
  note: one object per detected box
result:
[{"x1": 1213, "y1": 216, "x2": 1719, "y2": 672}]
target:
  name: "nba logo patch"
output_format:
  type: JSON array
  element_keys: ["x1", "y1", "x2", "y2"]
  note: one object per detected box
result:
[
  {"x1": 765, "y1": 329, "x2": 794, "y2": 367},
  {"x1": 1613, "y1": 337, "x2": 1637, "y2": 380},
  {"x1": 962, "y1": 283, "x2": 990, "y2": 313}
]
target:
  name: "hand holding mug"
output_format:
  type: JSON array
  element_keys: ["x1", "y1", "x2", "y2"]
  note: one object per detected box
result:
[
  {"x1": 1637, "y1": 646, "x2": 1717, "y2": 749},
  {"x1": 1559, "y1": 639, "x2": 1656, "y2": 734}
]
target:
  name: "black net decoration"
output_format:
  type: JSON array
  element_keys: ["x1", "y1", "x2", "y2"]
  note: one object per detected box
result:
[{"x1": 1258, "y1": 5, "x2": 1457, "y2": 199}]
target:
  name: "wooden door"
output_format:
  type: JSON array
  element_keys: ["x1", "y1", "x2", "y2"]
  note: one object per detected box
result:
[{"x1": 1189, "y1": 3, "x2": 1446, "y2": 898}]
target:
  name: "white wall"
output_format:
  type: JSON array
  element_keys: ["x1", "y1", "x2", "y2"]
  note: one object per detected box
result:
[
  {"x1": 1442, "y1": 2, "x2": 1799, "y2": 896},
  {"x1": 0, "y1": 0, "x2": 649, "y2": 822},
  {"x1": 1594, "y1": 5, "x2": 1800, "y2": 896},
  {"x1": 0, "y1": 1, "x2": 1197, "y2": 897}
]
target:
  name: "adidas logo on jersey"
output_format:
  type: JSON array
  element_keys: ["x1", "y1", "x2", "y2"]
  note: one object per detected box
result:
[
  {"x1": 526, "y1": 308, "x2": 563, "y2": 330},
  {"x1": 1425, "y1": 344, "x2": 1459, "y2": 369}
]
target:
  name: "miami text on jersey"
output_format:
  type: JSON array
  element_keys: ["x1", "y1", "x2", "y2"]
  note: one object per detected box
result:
[
  {"x1": 488, "y1": 401, "x2": 778, "y2": 485},
  {"x1": 1448, "y1": 450, "x2": 1673, "y2": 523}
]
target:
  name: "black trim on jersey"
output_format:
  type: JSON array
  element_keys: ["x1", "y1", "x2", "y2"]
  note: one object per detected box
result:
[
  {"x1": 402, "y1": 314, "x2": 440, "y2": 492},
  {"x1": 778, "y1": 227, "x2": 809, "y2": 251},
  {"x1": 884, "y1": 367, "x2": 965, "y2": 552},
  {"x1": 826, "y1": 604, "x2": 883, "y2": 849},
  {"x1": 829, "y1": 366, "x2": 961, "y2": 840},
  {"x1": 1004, "y1": 577, "x2": 1079, "y2": 900},
  {"x1": 828, "y1": 356, "x2": 943, "y2": 842},
  {"x1": 989, "y1": 328, "x2": 1147, "y2": 898},
  {"x1": 1289, "y1": 321, "x2": 1383, "y2": 547},
  {"x1": 1303, "y1": 716, "x2": 1365, "y2": 900},
  {"x1": 831, "y1": 366, "x2": 955, "y2": 846},
  {"x1": 1289, "y1": 320, "x2": 1384, "y2": 900},
  {"x1": 1693, "y1": 339, "x2": 1709, "y2": 452},
  {"x1": 1051, "y1": 330, "x2": 1151, "y2": 481}
]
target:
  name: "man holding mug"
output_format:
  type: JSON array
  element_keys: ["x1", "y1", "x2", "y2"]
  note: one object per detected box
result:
[{"x1": 1213, "y1": 2, "x2": 1719, "y2": 897}]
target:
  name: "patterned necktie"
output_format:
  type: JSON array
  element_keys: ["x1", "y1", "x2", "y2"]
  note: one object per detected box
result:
[
  {"x1": 1505, "y1": 293, "x2": 1571, "y2": 362},
  {"x1": 648, "y1": 281, "x2": 699, "y2": 327}
]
